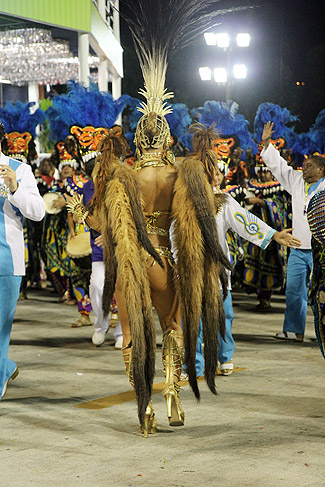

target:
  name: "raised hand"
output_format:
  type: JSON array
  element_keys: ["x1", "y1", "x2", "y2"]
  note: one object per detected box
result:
[
  {"x1": 0, "y1": 164, "x2": 18, "y2": 193},
  {"x1": 261, "y1": 121, "x2": 274, "y2": 149},
  {"x1": 273, "y1": 228, "x2": 301, "y2": 248}
]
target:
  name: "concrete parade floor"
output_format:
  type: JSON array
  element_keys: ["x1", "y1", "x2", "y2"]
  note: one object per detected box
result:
[{"x1": 0, "y1": 288, "x2": 324, "y2": 487}]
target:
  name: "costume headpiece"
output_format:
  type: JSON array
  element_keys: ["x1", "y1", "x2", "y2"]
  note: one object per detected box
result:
[
  {"x1": 123, "y1": 0, "x2": 249, "y2": 156},
  {"x1": 253, "y1": 102, "x2": 299, "y2": 172},
  {"x1": 309, "y1": 109, "x2": 325, "y2": 155},
  {"x1": 192, "y1": 100, "x2": 257, "y2": 174},
  {"x1": 254, "y1": 102, "x2": 298, "y2": 148},
  {"x1": 47, "y1": 82, "x2": 131, "y2": 166},
  {"x1": 0, "y1": 101, "x2": 45, "y2": 163}
]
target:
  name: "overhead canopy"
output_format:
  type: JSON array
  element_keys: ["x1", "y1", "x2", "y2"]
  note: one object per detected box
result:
[{"x1": 0, "y1": 0, "x2": 123, "y2": 78}]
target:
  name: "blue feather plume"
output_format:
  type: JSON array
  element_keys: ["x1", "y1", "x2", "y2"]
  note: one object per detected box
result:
[
  {"x1": 254, "y1": 102, "x2": 298, "y2": 143},
  {"x1": 309, "y1": 109, "x2": 325, "y2": 153},
  {"x1": 47, "y1": 81, "x2": 131, "y2": 142},
  {"x1": 191, "y1": 100, "x2": 258, "y2": 154},
  {"x1": 0, "y1": 101, "x2": 45, "y2": 137}
]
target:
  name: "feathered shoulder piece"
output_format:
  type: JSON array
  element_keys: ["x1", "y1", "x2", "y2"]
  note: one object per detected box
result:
[
  {"x1": 172, "y1": 155, "x2": 231, "y2": 399},
  {"x1": 96, "y1": 131, "x2": 164, "y2": 426}
]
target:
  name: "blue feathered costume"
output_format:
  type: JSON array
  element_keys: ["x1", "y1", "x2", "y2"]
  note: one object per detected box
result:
[{"x1": 0, "y1": 101, "x2": 45, "y2": 164}]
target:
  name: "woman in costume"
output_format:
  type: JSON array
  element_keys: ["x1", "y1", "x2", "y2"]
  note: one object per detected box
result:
[{"x1": 94, "y1": 0, "x2": 255, "y2": 436}]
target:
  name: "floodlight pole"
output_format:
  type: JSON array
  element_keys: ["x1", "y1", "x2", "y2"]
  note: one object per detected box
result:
[{"x1": 225, "y1": 48, "x2": 231, "y2": 102}]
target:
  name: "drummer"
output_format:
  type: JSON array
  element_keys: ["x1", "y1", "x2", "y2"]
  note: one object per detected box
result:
[{"x1": 68, "y1": 150, "x2": 123, "y2": 348}]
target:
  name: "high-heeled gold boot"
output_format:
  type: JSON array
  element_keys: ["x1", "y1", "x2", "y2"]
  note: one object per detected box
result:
[
  {"x1": 162, "y1": 330, "x2": 185, "y2": 427},
  {"x1": 123, "y1": 346, "x2": 157, "y2": 437}
]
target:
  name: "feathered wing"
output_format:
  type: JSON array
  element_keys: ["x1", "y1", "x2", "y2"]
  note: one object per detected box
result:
[
  {"x1": 100, "y1": 162, "x2": 161, "y2": 426},
  {"x1": 172, "y1": 158, "x2": 230, "y2": 398}
]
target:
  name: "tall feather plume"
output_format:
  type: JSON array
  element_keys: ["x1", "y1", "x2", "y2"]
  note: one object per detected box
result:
[
  {"x1": 121, "y1": 0, "x2": 252, "y2": 113},
  {"x1": 0, "y1": 101, "x2": 45, "y2": 136}
]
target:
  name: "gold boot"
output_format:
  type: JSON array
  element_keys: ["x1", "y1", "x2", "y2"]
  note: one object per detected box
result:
[
  {"x1": 123, "y1": 346, "x2": 157, "y2": 437},
  {"x1": 162, "y1": 330, "x2": 185, "y2": 427}
]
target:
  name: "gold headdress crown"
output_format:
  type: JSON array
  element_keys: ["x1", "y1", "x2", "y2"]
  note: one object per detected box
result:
[{"x1": 134, "y1": 48, "x2": 174, "y2": 151}]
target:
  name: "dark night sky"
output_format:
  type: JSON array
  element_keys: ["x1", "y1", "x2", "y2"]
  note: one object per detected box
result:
[{"x1": 120, "y1": 0, "x2": 325, "y2": 132}]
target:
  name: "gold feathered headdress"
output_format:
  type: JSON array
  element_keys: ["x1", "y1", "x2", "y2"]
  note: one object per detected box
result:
[{"x1": 122, "y1": 0, "x2": 252, "y2": 152}]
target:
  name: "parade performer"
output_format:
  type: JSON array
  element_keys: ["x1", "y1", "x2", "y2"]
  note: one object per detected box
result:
[
  {"x1": 0, "y1": 120, "x2": 45, "y2": 399},
  {"x1": 96, "y1": 0, "x2": 261, "y2": 436},
  {"x1": 0, "y1": 102, "x2": 45, "y2": 296},
  {"x1": 261, "y1": 121, "x2": 325, "y2": 341},
  {"x1": 42, "y1": 143, "x2": 93, "y2": 325},
  {"x1": 307, "y1": 190, "x2": 325, "y2": 358},
  {"x1": 66, "y1": 134, "x2": 124, "y2": 348},
  {"x1": 242, "y1": 163, "x2": 289, "y2": 309},
  {"x1": 45, "y1": 83, "x2": 128, "y2": 327}
]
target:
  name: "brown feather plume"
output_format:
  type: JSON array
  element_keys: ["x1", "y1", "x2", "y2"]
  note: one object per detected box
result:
[
  {"x1": 180, "y1": 157, "x2": 232, "y2": 275},
  {"x1": 172, "y1": 176, "x2": 204, "y2": 399},
  {"x1": 105, "y1": 177, "x2": 155, "y2": 426},
  {"x1": 100, "y1": 213, "x2": 117, "y2": 317},
  {"x1": 173, "y1": 158, "x2": 229, "y2": 398},
  {"x1": 201, "y1": 253, "x2": 226, "y2": 393}
]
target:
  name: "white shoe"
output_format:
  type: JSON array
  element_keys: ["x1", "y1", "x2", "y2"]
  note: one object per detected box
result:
[
  {"x1": 219, "y1": 360, "x2": 234, "y2": 376},
  {"x1": 114, "y1": 336, "x2": 123, "y2": 350},
  {"x1": 2, "y1": 367, "x2": 19, "y2": 399},
  {"x1": 274, "y1": 331, "x2": 304, "y2": 342},
  {"x1": 92, "y1": 331, "x2": 106, "y2": 346}
]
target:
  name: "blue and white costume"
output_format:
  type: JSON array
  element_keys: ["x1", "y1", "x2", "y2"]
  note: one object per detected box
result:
[
  {"x1": 0, "y1": 152, "x2": 45, "y2": 398},
  {"x1": 209, "y1": 194, "x2": 275, "y2": 370},
  {"x1": 261, "y1": 143, "x2": 325, "y2": 336},
  {"x1": 174, "y1": 193, "x2": 276, "y2": 375}
]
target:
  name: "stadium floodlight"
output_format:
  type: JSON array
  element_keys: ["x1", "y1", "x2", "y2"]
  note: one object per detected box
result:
[
  {"x1": 236, "y1": 33, "x2": 250, "y2": 47},
  {"x1": 199, "y1": 67, "x2": 212, "y2": 81},
  {"x1": 214, "y1": 68, "x2": 227, "y2": 83},
  {"x1": 216, "y1": 33, "x2": 230, "y2": 48},
  {"x1": 204, "y1": 33, "x2": 217, "y2": 45},
  {"x1": 233, "y1": 64, "x2": 247, "y2": 79}
]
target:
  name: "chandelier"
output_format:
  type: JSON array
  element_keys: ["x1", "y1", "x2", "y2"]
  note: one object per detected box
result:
[{"x1": 0, "y1": 28, "x2": 99, "y2": 86}]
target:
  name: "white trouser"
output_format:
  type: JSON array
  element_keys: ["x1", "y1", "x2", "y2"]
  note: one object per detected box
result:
[{"x1": 89, "y1": 261, "x2": 122, "y2": 340}]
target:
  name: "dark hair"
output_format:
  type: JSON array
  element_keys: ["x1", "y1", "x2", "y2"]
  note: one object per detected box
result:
[
  {"x1": 144, "y1": 112, "x2": 160, "y2": 145},
  {"x1": 90, "y1": 127, "x2": 129, "y2": 211},
  {"x1": 0, "y1": 120, "x2": 6, "y2": 142},
  {"x1": 189, "y1": 122, "x2": 219, "y2": 184},
  {"x1": 310, "y1": 155, "x2": 325, "y2": 173}
]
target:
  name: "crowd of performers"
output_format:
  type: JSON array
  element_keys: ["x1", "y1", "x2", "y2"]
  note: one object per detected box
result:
[{"x1": 1, "y1": 0, "x2": 325, "y2": 438}]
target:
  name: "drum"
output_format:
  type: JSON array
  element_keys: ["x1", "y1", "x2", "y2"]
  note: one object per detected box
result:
[
  {"x1": 66, "y1": 232, "x2": 92, "y2": 270},
  {"x1": 307, "y1": 190, "x2": 325, "y2": 245},
  {"x1": 43, "y1": 192, "x2": 63, "y2": 214}
]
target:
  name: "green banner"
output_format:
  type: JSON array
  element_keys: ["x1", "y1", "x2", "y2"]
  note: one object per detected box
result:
[{"x1": 0, "y1": 0, "x2": 91, "y2": 31}]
